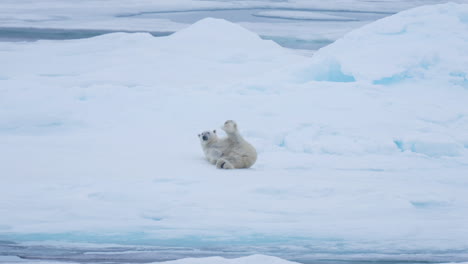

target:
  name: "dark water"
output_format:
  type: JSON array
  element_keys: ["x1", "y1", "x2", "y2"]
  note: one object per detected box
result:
[
  {"x1": 0, "y1": 27, "x2": 330, "y2": 50},
  {"x1": 0, "y1": 8, "x2": 390, "y2": 50},
  {"x1": 118, "y1": 8, "x2": 390, "y2": 23},
  {"x1": 0, "y1": 27, "x2": 172, "y2": 42},
  {"x1": 1, "y1": 240, "x2": 467, "y2": 264}
]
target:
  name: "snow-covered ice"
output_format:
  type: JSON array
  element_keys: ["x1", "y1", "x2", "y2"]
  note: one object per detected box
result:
[
  {"x1": 2, "y1": 0, "x2": 466, "y2": 50},
  {"x1": 301, "y1": 2, "x2": 468, "y2": 84},
  {"x1": 253, "y1": 11, "x2": 358, "y2": 21},
  {"x1": 1, "y1": 2, "x2": 468, "y2": 264},
  {"x1": 154, "y1": 255, "x2": 298, "y2": 264},
  {"x1": 0, "y1": 254, "x2": 299, "y2": 264}
]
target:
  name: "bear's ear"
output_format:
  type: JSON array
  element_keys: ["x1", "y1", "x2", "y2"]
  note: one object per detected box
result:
[
  {"x1": 198, "y1": 134, "x2": 200, "y2": 137},
  {"x1": 213, "y1": 130, "x2": 216, "y2": 134}
]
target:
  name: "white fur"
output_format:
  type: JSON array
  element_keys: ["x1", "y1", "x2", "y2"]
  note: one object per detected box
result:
[
  {"x1": 198, "y1": 121, "x2": 257, "y2": 169},
  {"x1": 198, "y1": 130, "x2": 228, "y2": 165},
  {"x1": 215, "y1": 120, "x2": 257, "y2": 169}
]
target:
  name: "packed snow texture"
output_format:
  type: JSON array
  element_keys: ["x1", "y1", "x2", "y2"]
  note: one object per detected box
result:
[
  {"x1": 302, "y1": 2, "x2": 468, "y2": 84},
  {"x1": 1, "y1": 2, "x2": 468, "y2": 263}
]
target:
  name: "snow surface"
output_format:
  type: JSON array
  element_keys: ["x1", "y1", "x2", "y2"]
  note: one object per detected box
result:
[
  {"x1": 1, "y1": 2, "x2": 468, "y2": 264},
  {"x1": 301, "y1": 2, "x2": 468, "y2": 84}
]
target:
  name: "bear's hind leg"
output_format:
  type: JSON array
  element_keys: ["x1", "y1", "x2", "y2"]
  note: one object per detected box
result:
[{"x1": 216, "y1": 158, "x2": 235, "y2": 169}]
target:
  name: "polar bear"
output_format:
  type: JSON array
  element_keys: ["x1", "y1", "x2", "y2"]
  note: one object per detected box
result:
[
  {"x1": 198, "y1": 130, "x2": 227, "y2": 165},
  {"x1": 215, "y1": 120, "x2": 257, "y2": 169}
]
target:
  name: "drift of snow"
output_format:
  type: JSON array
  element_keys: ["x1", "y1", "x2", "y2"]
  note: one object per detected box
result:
[
  {"x1": 301, "y1": 2, "x2": 468, "y2": 84},
  {"x1": 166, "y1": 17, "x2": 285, "y2": 55},
  {"x1": 1, "y1": 3, "x2": 468, "y2": 264}
]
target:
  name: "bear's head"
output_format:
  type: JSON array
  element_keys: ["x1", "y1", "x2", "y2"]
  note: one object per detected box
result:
[
  {"x1": 222, "y1": 120, "x2": 238, "y2": 134},
  {"x1": 198, "y1": 130, "x2": 218, "y2": 144}
]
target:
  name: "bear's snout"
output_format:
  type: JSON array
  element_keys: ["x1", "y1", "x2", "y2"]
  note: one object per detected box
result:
[{"x1": 202, "y1": 135, "x2": 208, "y2": 141}]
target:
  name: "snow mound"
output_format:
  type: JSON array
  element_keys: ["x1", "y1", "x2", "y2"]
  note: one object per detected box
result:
[
  {"x1": 301, "y1": 3, "x2": 468, "y2": 85},
  {"x1": 169, "y1": 18, "x2": 261, "y2": 45},
  {"x1": 167, "y1": 17, "x2": 284, "y2": 57},
  {"x1": 154, "y1": 255, "x2": 298, "y2": 264},
  {"x1": 394, "y1": 135, "x2": 465, "y2": 157}
]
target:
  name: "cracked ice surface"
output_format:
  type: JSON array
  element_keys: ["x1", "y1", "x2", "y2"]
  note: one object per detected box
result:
[{"x1": 1, "y1": 3, "x2": 468, "y2": 264}]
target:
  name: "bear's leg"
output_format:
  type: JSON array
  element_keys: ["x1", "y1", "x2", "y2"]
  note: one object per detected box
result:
[{"x1": 216, "y1": 158, "x2": 235, "y2": 169}]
